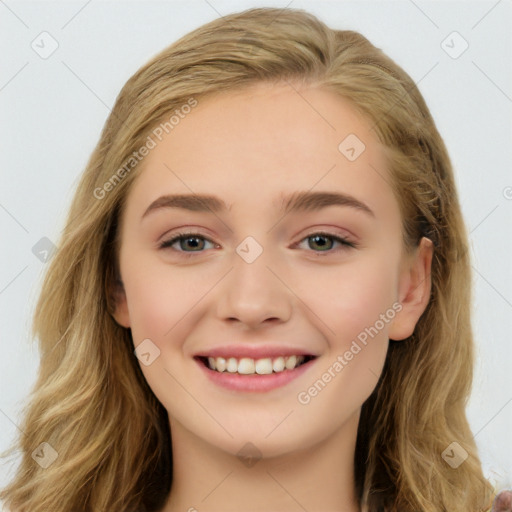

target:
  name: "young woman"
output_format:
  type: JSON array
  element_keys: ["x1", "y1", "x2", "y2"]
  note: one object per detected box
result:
[{"x1": 1, "y1": 7, "x2": 510, "y2": 512}]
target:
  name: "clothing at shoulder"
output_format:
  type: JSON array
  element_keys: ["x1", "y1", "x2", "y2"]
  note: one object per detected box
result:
[{"x1": 492, "y1": 490, "x2": 512, "y2": 512}]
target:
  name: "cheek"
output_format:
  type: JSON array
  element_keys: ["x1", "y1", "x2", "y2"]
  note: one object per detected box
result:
[
  {"x1": 294, "y1": 267, "x2": 393, "y2": 422},
  {"x1": 121, "y1": 263, "x2": 196, "y2": 411},
  {"x1": 295, "y1": 254, "x2": 399, "y2": 344},
  {"x1": 290, "y1": 256, "x2": 396, "y2": 405},
  {"x1": 125, "y1": 285, "x2": 168, "y2": 344},
  {"x1": 121, "y1": 244, "x2": 208, "y2": 329}
]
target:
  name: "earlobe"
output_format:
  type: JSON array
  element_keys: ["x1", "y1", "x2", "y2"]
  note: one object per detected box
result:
[
  {"x1": 388, "y1": 237, "x2": 434, "y2": 341},
  {"x1": 109, "y1": 278, "x2": 131, "y2": 328}
]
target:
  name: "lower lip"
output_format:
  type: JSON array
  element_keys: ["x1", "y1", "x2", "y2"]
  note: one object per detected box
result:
[{"x1": 194, "y1": 357, "x2": 317, "y2": 393}]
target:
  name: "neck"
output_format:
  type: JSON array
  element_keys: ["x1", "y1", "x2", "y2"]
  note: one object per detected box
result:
[{"x1": 161, "y1": 410, "x2": 362, "y2": 512}]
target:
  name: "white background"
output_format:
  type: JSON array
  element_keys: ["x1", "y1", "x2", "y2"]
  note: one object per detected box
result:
[{"x1": 1, "y1": 0, "x2": 511, "y2": 496}]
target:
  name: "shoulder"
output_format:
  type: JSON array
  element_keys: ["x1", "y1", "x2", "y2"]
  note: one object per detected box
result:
[{"x1": 491, "y1": 490, "x2": 512, "y2": 512}]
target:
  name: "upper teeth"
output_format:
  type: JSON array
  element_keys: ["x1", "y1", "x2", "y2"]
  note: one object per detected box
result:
[{"x1": 207, "y1": 355, "x2": 306, "y2": 375}]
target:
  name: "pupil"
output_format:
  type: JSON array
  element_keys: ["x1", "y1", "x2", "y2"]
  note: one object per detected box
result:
[
  {"x1": 184, "y1": 237, "x2": 202, "y2": 250},
  {"x1": 311, "y1": 235, "x2": 331, "y2": 251}
]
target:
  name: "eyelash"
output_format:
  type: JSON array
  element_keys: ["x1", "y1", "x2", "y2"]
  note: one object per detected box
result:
[{"x1": 158, "y1": 230, "x2": 356, "y2": 257}]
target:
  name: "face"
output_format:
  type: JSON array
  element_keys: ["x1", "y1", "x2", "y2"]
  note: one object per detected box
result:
[{"x1": 112, "y1": 82, "x2": 432, "y2": 458}]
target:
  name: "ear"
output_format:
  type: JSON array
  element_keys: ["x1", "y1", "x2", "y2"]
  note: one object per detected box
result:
[
  {"x1": 109, "y1": 278, "x2": 131, "y2": 328},
  {"x1": 388, "y1": 237, "x2": 434, "y2": 341}
]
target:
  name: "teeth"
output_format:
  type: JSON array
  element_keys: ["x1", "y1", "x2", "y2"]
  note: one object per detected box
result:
[
  {"x1": 272, "y1": 357, "x2": 285, "y2": 372},
  {"x1": 227, "y1": 357, "x2": 238, "y2": 373},
  {"x1": 285, "y1": 355, "x2": 297, "y2": 370},
  {"x1": 255, "y1": 358, "x2": 273, "y2": 375},
  {"x1": 205, "y1": 355, "x2": 307, "y2": 374},
  {"x1": 216, "y1": 357, "x2": 226, "y2": 372},
  {"x1": 238, "y1": 358, "x2": 255, "y2": 374}
]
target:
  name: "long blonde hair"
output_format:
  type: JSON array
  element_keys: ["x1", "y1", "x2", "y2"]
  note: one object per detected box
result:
[{"x1": 1, "y1": 7, "x2": 498, "y2": 511}]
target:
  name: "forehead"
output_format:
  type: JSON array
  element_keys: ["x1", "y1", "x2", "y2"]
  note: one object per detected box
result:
[
  {"x1": 126, "y1": 82, "x2": 395, "y2": 219},
  {"x1": 165, "y1": 82, "x2": 378, "y2": 165}
]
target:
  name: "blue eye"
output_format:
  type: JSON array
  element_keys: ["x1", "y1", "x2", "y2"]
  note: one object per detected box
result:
[{"x1": 159, "y1": 231, "x2": 355, "y2": 256}]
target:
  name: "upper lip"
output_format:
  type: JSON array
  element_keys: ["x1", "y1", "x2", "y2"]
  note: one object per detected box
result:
[{"x1": 194, "y1": 345, "x2": 319, "y2": 360}]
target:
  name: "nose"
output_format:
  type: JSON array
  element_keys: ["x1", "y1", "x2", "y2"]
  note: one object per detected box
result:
[{"x1": 214, "y1": 246, "x2": 293, "y2": 329}]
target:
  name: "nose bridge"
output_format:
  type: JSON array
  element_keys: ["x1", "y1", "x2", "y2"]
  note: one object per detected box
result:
[{"x1": 215, "y1": 235, "x2": 292, "y2": 327}]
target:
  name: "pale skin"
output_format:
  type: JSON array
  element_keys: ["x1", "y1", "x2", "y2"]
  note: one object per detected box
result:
[{"x1": 112, "y1": 82, "x2": 433, "y2": 512}]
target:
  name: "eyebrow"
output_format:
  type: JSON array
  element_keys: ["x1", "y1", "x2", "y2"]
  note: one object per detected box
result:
[{"x1": 141, "y1": 190, "x2": 375, "y2": 219}]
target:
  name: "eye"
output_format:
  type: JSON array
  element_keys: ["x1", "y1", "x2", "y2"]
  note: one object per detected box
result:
[
  {"x1": 295, "y1": 231, "x2": 356, "y2": 255},
  {"x1": 159, "y1": 231, "x2": 355, "y2": 256},
  {"x1": 159, "y1": 232, "x2": 216, "y2": 253}
]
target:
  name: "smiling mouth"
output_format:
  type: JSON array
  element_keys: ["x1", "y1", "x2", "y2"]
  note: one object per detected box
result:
[{"x1": 195, "y1": 355, "x2": 316, "y2": 375}]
